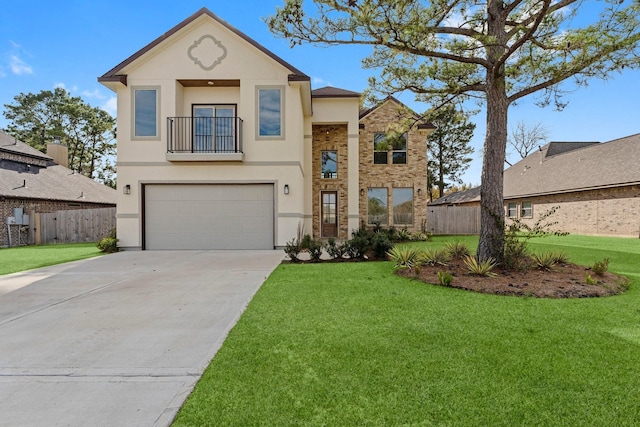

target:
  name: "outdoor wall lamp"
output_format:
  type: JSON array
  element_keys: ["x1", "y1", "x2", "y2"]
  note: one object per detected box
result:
[
  {"x1": 284, "y1": 184, "x2": 290, "y2": 195},
  {"x1": 417, "y1": 188, "x2": 423, "y2": 195},
  {"x1": 360, "y1": 188, "x2": 365, "y2": 196},
  {"x1": 123, "y1": 184, "x2": 131, "y2": 195}
]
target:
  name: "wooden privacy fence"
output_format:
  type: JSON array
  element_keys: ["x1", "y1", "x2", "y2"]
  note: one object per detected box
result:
[
  {"x1": 427, "y1": 205, "x2": 481, "y2": 235},
  {"x1": 35, "y1": 207, "x2": 116, "y2": 245}
]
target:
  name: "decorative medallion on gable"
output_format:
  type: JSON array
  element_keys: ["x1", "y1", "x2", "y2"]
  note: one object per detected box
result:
[{"x1": 187, "y1": 35, "x2": 228, "y2": 71}]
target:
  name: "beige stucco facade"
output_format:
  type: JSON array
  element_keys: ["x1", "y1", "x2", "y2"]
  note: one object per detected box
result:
[{"x1": 100, "y1": 9, "x2": 367, "y2": 249}]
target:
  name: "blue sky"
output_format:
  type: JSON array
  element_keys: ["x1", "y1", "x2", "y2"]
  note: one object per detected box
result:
[{"x1": 1, "y1": 0, "x2": 638, "y2": 185}]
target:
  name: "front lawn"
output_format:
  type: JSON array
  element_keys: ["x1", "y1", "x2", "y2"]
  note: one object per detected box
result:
[
  {"x1": 0, "y1": 243, "x2": 103, "y2": 275},
  {"x1": 173, "y1": 235, "x2": 640, "y2": 426}
]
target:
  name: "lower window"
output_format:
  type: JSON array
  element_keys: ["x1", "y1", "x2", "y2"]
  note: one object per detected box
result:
[
  {"x1": 521, "y1": 201, "x2": 533, "y2": 218},
  {"x1": 507, "y1": 202, "x2": 517, "y2": 218},
  {"x1": 367, "y1": 188, "x2": 388, "y2": 225},
  {"x1": 393, "y1": 188, "x2": 413, "y2": 225}
]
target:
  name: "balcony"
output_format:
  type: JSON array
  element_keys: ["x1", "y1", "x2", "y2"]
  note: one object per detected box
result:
[{"x1": 166, "y1": 116, "x2": 244, "y2": 161}]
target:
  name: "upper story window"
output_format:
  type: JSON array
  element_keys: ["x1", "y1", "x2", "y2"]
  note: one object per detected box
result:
[
  {"x1": 391, "y1": 133, "x2": 407, "y2": 164},
  {"x1": 507, "y1": 202, "x2": 518, "y2": 218},
  {"x1": 321, "y1": 151, "x2": 337, "y2": 179},
  {"x1": 373, "y1": 133, "x2": 388, "y2": 164},
  {"x1": 521, "y1": 201, "x2": 533, "y2": 218},
  {"x1": 373, "y1": 132, "x2": 407, "y2": 164},
  {"x1": 257, "y1": 87, "x2": 283, "y2": 138},
  {"x1": 133, "y1": 87, "x2": 159, "y2": 139}
]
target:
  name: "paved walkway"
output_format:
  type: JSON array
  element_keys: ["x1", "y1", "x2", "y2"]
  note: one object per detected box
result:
[{"x1": 0, "y1": 250, "x2": 283, "y2": 427}]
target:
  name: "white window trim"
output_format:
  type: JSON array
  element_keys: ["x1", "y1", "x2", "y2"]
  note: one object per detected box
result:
[
  {"x1": 256, "y1": 86, "x2": 285, "y2": 140},
  {"x1": 507, "y1": 202, "x2": 518, "y2": 218},
  {"x1": 131, "y1": 86, "x2": 161, "y2": 141},
  {"x1": 521, "y1": 201, "x2": 533, "y2": 218}
]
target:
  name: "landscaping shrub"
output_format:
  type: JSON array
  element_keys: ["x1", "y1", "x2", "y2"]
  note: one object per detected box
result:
[
  {"x1": 464, "y1": 255, "x2": 497, "y2": 277},
  {"x1": 387, "y1": 245, "x2": 422, "y2": 270},
  {"x1": 445, "y1": 240, "x2": 470, "y2": 259},
  {"x1": 307, "y1": 239, "x2": 324, "y2": 262},
  {"x1": 592, "y1": 258, "x2": 610, "y2": 276},
  {"x1": 96, "y1": 228, "x2": 118, "y2": 253},
  {"x1": 437, "y1": 270, "x2": 453, "y2": 286},
  {"x1": 421, "y1": 248, "x2": 450, "y2": 266},
  {"x1": 371, "y1": 232, "x2": 393, "y2": 259},
  {"x1": 284, "y1": 238, "x2": 302, "y2": 262}
]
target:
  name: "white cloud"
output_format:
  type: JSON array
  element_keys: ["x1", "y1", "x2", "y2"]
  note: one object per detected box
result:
[
  {"x1": 10, "y1": 55, "x2": 33, "y2": 75},
  {"x1": 102, "y1": 96, "x2": 117, "y2": 117},
  {"x1": 82, "y1": 89, "x2": 106, "y2": 99},
  {"x1": 312, "y1": 76, "x2": 332, "y2": 87}
]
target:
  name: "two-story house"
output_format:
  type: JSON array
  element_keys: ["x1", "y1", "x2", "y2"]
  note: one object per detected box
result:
[{"x1": 99, "y1": 8, "x2": 433, "y2": 250}]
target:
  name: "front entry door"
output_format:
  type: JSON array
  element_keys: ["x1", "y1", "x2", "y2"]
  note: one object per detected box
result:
[
  {"x1": 321, "y1": 191, "x2": 338, "y2": 238},
  {"x1": 193, "y1": 105, "x2": 235, "y2": 152}
]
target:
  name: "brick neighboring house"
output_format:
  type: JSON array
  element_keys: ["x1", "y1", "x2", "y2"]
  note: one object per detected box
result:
[
  {"x1": 98, "y1": 8, "x2": 434, "y2": 250},
  {"x1": 0, "y1": 131, "x2": 117, "y2": 247},
  {"x1": 428, "y1": 133, "x2": 640, "y2": 237}
]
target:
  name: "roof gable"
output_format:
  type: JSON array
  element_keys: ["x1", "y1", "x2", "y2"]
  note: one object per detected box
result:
[
  {"x1": 359, "y1": 96, "x2": 435, "y2": 130},
  {"x1": 98, "y1": 7, "x2": 309, "y2": 87}
]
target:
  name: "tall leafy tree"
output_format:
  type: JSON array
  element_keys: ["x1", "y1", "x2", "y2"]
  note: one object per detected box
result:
[
  {"x1": 3, "y1": 88, "x2": 116, "y2": 186},
  {"x1": 426, "y1": 105, "x2": 475, "y2": 201},
  {"x1": 268, "y1": 0, "x2": 640, "y2": 262}
]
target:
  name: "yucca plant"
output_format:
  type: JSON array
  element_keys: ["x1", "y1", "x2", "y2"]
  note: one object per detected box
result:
[
  {"x1": 531, "y1": 252, "x2": 558, "y2": 271},
  {"x1": 550, "y1": 251, "x2": 569, "y2": 265},
  {"x1": 445, "y1": 241, "x2": 470, "y2": 259},
  {"x1": 463, "y1": 255, "x2": 498, "y2": 277},
  {"x1": 421, "y1": 248, "x2": 450, "y2": 266},
  {"x1": 387, "y1": 246, "x2": 422, "y2": 270}
]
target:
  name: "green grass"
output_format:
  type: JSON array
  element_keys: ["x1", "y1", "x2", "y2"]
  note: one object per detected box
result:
[
  {"x1": 173, "y1": 235, "x2": 640, "y2": 426},
  {"x1": 0, "y1": 243, "x2": 103, "y2": 275}
]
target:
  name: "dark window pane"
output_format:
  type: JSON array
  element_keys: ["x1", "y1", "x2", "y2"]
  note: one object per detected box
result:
[{"x1": 259, "y1": 89, "x2": 281, "y2": 136}]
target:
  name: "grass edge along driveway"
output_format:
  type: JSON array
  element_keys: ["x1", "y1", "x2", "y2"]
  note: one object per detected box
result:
[
  {"x1": 173, "y1": 234, "x2": 640, "y2": 426},
  {"x1": 0, "y1": 243, "x2": 103, "y2": 276}
]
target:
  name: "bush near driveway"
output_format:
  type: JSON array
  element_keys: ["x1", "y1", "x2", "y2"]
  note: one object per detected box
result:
[{"x1": 173, "y1": 235, "x2": 640, "y2": 426}]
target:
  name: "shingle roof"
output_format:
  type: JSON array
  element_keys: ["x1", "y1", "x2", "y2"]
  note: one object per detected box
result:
[
  {"x1": 0, "y1": 132, "x2": 117, "y2": 205},
  {"x1": 0, "y1": 131, "x2": 52, "y2": 161},
  {"x1": 504, "y1": 133, "x2": 640, "y2": 198},
  {"x1": 311, "y1": 86, "x2": 361, "y2": 98},
  {"x1": 428, "y1": 186, "x2": 481, "y2": 206}
]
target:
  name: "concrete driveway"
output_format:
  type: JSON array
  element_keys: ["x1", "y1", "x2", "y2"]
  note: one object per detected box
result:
[{"x1": 0, "y1": 250, "x2": 283, "y2": 427}]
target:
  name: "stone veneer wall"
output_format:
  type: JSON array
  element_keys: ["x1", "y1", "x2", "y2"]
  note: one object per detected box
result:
[
  {"x1": 312, "y1": 124, "x2": 350, "y2": 239},
  {"x1": 358, "y1": 101, "x2": 428, "y2": 232},
  {"x1": 506, "y1": 185, "x2": 640, "y2": 237},
  {"x1": 1, "y1": 198, "x2": 113, "y2": 247}
]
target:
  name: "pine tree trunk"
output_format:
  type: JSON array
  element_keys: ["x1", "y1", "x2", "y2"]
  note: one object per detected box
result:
[{"x1": 477, "y1": 0, "x2": 509, "y2": 263}]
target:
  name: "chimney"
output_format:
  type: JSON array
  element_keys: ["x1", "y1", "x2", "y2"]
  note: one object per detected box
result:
[{"x1": 46, "y1": 136, "x2": 69, "y2": 168}]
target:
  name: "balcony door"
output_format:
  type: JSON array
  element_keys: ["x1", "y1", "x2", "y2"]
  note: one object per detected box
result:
[{"x1": 193, "y1": 105, "x2": 235, "y2": 152}]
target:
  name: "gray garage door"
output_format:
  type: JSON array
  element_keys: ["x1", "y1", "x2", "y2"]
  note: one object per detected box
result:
[{"x1": 144, "y1": 184, "x2": 274, "y2": 250}]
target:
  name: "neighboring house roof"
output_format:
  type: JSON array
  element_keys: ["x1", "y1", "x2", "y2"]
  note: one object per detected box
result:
[
  {"x1": 504, "y1": 133, "x2": 640, "y2": 198},
  {"x1": 311, "y1": 86, "x2": 361, "y2": 98},
  {"x1": 0, "y1": 132, "x2": 117, "y2": 205},
  {"x1": 359, "y1": 96, "x2": 436, "y2": 130},
  {"x1": 428, "y1": 186, "x2": 481, "y2": 206},
  {"x1": 0, "y1": 132, "x2": 52, "y2": 162},
  {"x1": 98, "y1": 7, "x2": 310, "y2": 85},
  {"x1": 431, "y1": 133, "x2": 640, "y2": 205}
]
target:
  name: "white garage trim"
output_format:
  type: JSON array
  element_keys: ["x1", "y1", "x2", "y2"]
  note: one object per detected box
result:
[{"x1": 143, "y1": 183, "x2": 274, "y2": 250}]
